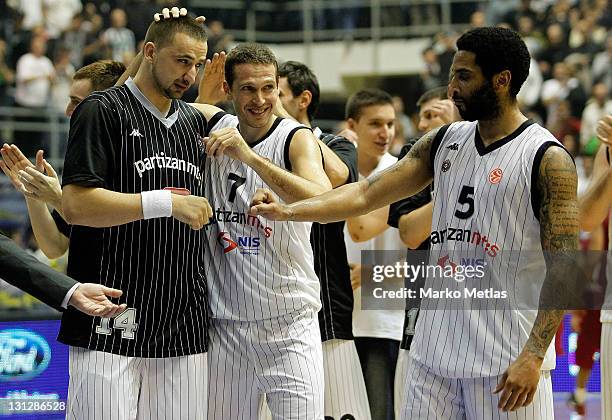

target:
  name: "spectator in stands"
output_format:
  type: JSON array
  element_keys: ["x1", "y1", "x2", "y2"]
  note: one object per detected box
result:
[
  {"x1": 517, "y1": 15, "x2": 545, "y2": 56},
  {"x1": 517, "y1": 55, "x2": 543, "y2": 111},
  {"x1": 9, "y1": 0, "x2": 44, "y2": 31},
  {"x1": 100, "y1": 8, "x2": 135, "y2": 64},
  {"x1": 0, "y1": 38, "x2": 15, "y2": 106},
  {"x1": 420, "y1": 46, "x2": 444, "y2": 91},
  {"x1": 541, "y1": 61, "x2": 587, "y2": 126},
  {"x1": 61, "y1": 15, "x2": 88, "y2": 68},
  {"x1": 502, "y1": 0, "x2": 539, "y2": 30},
  {"x1": 538, "y1": 22, "x2": 571, "y2": 78},
  {"x1": 14, "y1": 34, "x2": 55, "y2": 157},
  {"x1": 206, "y1": 20, "x2": 233, "y2": 60},
  {"x1": 50, "y1": 46, "x2": 75, "y2": 113},
  {"x1": 581, "y1": 82, "x2": 612, "y2": 148},
  {"x1": 469, "y1": 10, "x2": 487, "y2": 28},
  {"x1": 592, "y1": 33, "x2": 612, "y2": 89},
  {"x1": 44, "y1": 0, "x2": 82, "y2": 40},
  {"x1": 569, "y1": 18, "x2": 601, "y2": 56}
]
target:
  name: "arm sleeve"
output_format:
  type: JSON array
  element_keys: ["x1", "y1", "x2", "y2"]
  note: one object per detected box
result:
[
  {"x1": 322, "y1": 134, "x2": 359, "y2": 184},
  {"x1": 388, "y1": 141, "x2": 433, "y2": 228},
  {"x1": 0, "y1": 235, "x2": 76, "y2": 311},
  {"x1": 51, "y1": 210, "x2": 71, "y2": 238},
  {"x1": 62, "y1": 97, "x2": 117, "y2": 188}
]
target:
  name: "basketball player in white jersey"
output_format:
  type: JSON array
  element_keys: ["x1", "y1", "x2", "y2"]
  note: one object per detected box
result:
[
  {"x1": 578, "y1": 113, "x2": 612, "y2": 420},
  {"x1": 189, "y1": 44, "x2": 331, "y2": 419},
  {"x1": 251, "y1": 26, "x2": 578, "y2": 419}
]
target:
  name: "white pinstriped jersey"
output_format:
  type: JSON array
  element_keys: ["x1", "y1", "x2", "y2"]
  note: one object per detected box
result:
[
  {"x1": 204, "y1": 112, "x2": 321, "y2": 321},
  {"x1": 410, "y1": 120, "x2": 564, "y2": 378}
]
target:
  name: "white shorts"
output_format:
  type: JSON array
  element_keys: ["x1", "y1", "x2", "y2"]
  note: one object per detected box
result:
[
  {"x1": 394, "y1": 349, "x2": 410, "y2": 419},
  {"x1": 208, "y1": 308, "x2": 324, "y2": 420},
  {"x1": 66, "y1": 347, "x2": 207, "y2": 420},
  {"x1": 259, "y1": 339, "x2": 370, "y2": 420},
  {"x1": 602, "y1": 322, "x2": 612, "y2": 420},
  {"x1": 400, "y1": 355, "x2": 553, "y2": 420}
]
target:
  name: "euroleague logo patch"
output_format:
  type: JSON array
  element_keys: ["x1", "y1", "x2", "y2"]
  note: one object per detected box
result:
[
  {"x1": 488, "y1": 168, "x2": 503, "y2": 184},
  {"x1": 441, "y1": 159, "x2": 451, "y2": 172}
]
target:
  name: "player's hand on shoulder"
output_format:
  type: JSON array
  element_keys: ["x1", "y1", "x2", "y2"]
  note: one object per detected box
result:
[
  {"x1": 249, "y1": 188, "x2": 289, "y2": 221},
  {"x1": 69, "y1": 283, "x2": 128, "y2": 317},
  {"x1": 171, "y1": 193, "x2": 213, "y2": 230},
  {"x1": 154, "y1": 7, "x2": 205, "y2": 24},
  {"x1": 596, "y1": 114, "x2": 612, "y2": 146},
  {"x1": 205, "y1": 127, "x2": 254, "y2": 163},
  {"x1": 493, "y1": 351, "x2": 542, "y2": 412},
  {"x1": 336, "y1": 127, "x2": 358, "y2": 146}
]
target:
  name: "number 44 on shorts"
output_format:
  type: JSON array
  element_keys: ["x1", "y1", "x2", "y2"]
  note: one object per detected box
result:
[{"x1": 95, "y1": 308, "x2": 138, "y2": 339}]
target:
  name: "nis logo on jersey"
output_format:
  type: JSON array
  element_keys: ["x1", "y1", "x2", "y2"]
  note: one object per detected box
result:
[
  {"x1": 133, "y1": 152, "x2": 202, "y2": 182},
  {"x1": 218, "y1": 232, "x2": 261, "y2": 255}
]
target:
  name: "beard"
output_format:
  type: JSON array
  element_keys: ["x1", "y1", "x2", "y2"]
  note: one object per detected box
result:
[
  {"x1": 152, "y1": 65, "x2": 184, "y2": 100},
  {"x1": 454, "y1": 81, "x2": 500, "y2": 121}
]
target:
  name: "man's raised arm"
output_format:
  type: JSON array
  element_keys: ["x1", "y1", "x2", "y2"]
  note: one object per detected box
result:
[{"x1": 250, "y1": 127, "x2": 439, "y2": 223}]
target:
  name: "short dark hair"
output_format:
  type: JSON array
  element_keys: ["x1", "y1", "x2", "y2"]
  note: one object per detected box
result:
[
  {"x1": 74, "y1": 60, "x2": 126, "y2": 91},
  {"x1": 278, "y1": 61, "x2": 320, "y2": 121},
  {"x1": 345, "y1": 88, "x2": 393, "y2": 120},
  {"x1": 144, "y1": 15, "x2": 207, "y2": 50},
  {"x1": 417, "y1": 86, "x2": 448, "y2": 108},
  {"x1": 225, "y1": 43, "x2": 278, "y2": 87},
  {"x1": 456, "y1": 27, "x2": 530, "y2": 98}
]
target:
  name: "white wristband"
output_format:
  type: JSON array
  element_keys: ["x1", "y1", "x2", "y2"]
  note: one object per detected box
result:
[{"x1": 141, "y1": 190, "x2": 173, "y2": 219}]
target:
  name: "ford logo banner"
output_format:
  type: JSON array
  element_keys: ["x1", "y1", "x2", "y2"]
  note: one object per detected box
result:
[{"x1": 0, "y1": 329, "x2": 51, "y2": 381}]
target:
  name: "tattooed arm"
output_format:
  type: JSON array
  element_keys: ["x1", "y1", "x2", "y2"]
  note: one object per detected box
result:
[
  {"x1": 495, "y1": 146, "x2": 578, "y2": 412},
  {"x1": 249, "y1": 127, "x2": 439, "y2": 223}
]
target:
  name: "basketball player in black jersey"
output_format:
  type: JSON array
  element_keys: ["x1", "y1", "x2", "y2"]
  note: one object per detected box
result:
[{"x1": 58, "y1": 8, "x2": 213, "y2": 419}]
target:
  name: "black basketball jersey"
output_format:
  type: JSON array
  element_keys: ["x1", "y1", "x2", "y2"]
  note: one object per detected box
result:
[
  {"x1": 387, "y1": 139, "x2": 432, "y2": 350},
  {"x1": 312, "y1": 132, "x2": 358, "y2": 341},
  {"x1": 58, "y1": 79, "x2": 209, "y2": 358}
]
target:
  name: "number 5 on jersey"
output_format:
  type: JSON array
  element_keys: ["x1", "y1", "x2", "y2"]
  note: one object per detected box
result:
[
  {"x1": 96, "y1": 308, "x2": 138, "y2": 339},
  {"x1": 455, "y1": 185, "x2": 475, "y2": 219}
]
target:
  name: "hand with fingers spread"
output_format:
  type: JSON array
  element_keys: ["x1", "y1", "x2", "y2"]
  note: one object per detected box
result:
[
  {"x1": 249, "y1": 188, "x2": 290, "y2": 221},
  {"x1": 0, "y1": 143, "x2": 36, "y2": 191},
  {"x1": 197, "y1": 52, "x2": 227, "y2": 105},
  {"x1": 596, "y1": 114, "x2": 612, "y2": 146},
  {"x1": 170, "y1": 193, "x2": 213, "y2": 230},
  {"x1": 1, "y1": 146, "x2": 62, "y2": 208},
  {"x1": 69, "y1": 283, "x2": 128, "y2": 317},
  {"x1": 204, "y1": 127, "x2": 255, "y2": 162},
  {"x1": 154, "y1": 7, "x2": 206, "y2": 24},
  {"x1": 493, "y1": 351, "x2": 542, "y2": 412}
]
